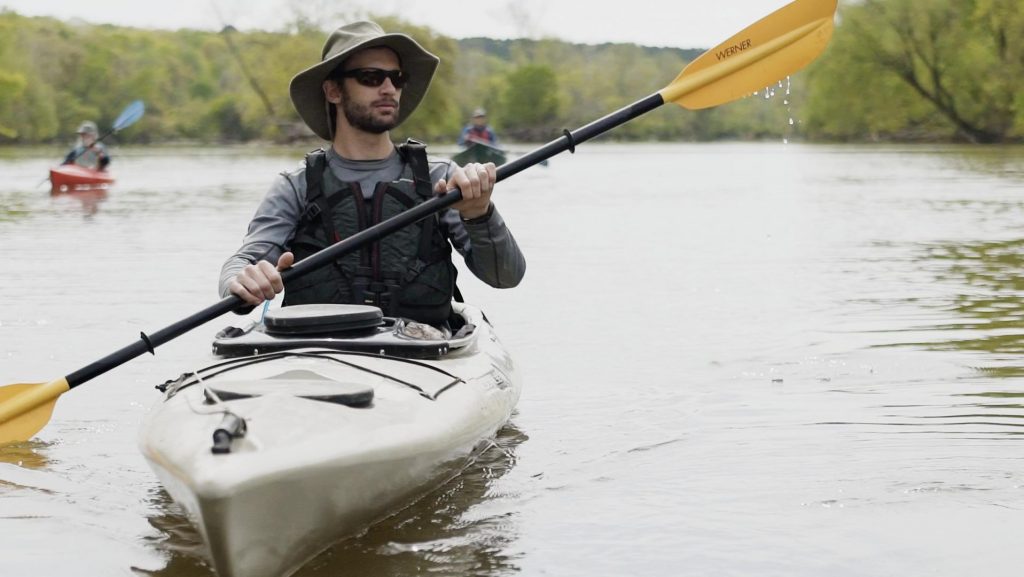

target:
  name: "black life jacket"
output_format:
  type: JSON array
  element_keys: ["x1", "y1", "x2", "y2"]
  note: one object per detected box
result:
[{"x1": 282, "y1": 141, "x2": 457, "y2": 325}]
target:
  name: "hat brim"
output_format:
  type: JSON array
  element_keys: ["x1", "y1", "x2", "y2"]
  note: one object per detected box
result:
[{"x1": 289, "y1": 34, "x2": 439, "y2": 141}]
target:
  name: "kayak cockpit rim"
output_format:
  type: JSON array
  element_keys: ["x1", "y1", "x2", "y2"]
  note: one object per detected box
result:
[{"x1": 212, "y1": 304, "x2": 479, "y2": 360}]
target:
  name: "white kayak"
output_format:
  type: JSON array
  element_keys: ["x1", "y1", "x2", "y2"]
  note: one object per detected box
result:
[{"x1": 138, "y1": 302, "x2": 521, "y2": 577}]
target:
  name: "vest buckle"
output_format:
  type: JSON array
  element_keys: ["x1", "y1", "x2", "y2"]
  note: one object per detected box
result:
[{"x1": 303, "y1": 202, "x2": 322, "y2": 220}]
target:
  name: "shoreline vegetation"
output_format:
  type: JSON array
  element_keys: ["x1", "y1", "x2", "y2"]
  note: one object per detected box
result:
[{"x1": 1, "y1": 0, "x2": 1022, "y2": 146}]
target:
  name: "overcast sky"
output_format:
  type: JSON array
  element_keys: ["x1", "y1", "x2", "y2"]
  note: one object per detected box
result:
[{"x1": 1, "y1": 0, "x2": 797, "y2": 49}]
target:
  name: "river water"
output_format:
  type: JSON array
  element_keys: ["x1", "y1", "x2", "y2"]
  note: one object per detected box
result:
[{"x1": 2, "y1": 142, "x2": 1024, "y2": 576}]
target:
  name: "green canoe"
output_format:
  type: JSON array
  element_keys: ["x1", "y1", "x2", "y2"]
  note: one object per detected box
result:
[{"x1": 451, "y1": 141, "x2": 508, "y2": 166}]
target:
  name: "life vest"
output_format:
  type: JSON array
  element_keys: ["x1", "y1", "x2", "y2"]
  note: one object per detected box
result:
[
  {"x1": 68, "y1": 145, "x2": 104, "y2": 169},
  {"x1": 282, "y1": 141, "x2": 457, "y2": 325},
  {"x1": 466, "y1": 125, "x2": 494, "y2": 143}
]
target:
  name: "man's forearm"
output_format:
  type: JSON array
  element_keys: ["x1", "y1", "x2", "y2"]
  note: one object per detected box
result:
[{"x1": 461, "y1": 206, "x2": 526, "y2": 288}]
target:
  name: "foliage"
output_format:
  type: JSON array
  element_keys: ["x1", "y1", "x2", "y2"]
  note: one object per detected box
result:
[
  {"x1": 802, "y1": 0, "x2": 1024, "y2": 142},
  {"x1": 0, "y1": 10, "x2": 807, "y2": 146},
  {"x1": 501, "y1": 64, "x2": 562, "y2": 141},
  {"x1": 2, "y1": 0, "x2": 1021, "y2": 145}
]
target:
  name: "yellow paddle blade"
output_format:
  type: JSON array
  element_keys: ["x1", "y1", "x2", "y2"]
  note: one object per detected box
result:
[
  {"x1": 661, "y1": 0, "x2": 837, "y2": 109},
  {"x1": 0, "y1": 379, "x2": 70, "y2": 444}
]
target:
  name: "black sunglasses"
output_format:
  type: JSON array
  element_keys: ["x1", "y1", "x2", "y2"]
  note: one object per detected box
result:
[{"x1": 336, "y1": 68, "x2": 408, "y2": 89}]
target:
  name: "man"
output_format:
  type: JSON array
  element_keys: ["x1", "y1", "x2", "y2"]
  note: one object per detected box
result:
[
  {"x1": 62, "y1": 121, "x2": 111, "y2": 171},
  {"x1": 457, "y1": 108, "x2": 498, "y2": 147},
  {"x1": 220, "y1": 21, "x2": 526, "y2": 328}
]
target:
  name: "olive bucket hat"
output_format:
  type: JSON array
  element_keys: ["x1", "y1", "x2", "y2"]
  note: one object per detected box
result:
[{"x1": 289, "y1": 21, "x2": 440, "y2": 141}]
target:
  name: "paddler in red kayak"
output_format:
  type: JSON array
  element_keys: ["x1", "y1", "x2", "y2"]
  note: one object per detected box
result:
[{"x1": 62, "y1": 121, "x2": 111, "y2": 171}]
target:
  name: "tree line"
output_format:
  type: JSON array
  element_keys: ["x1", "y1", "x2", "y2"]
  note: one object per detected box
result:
[
  {"x1": 1, "y1": 0, "x2": 1022, "y2": 146},
  {"x1": 802, "y1": 0, "x2": 1024, "y2": 143}
]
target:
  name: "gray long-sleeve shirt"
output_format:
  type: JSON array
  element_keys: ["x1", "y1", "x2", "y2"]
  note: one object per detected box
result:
[{"x1": 218, "y1": 146, "x2": 526, "y2": 300}]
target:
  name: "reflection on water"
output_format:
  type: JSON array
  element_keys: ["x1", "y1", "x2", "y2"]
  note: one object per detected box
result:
[
  {"x1": 306, "y1": 424, "x2": 527, "y2": 577},
  {"x1": 0, "y1": 441, "x2": 59, "y2": 494},
  {"x1": 0, "y1": 440, "x2": 53, "y2": 470},
  {"x1": 138, "y1": 424, "x2": 527, "y2": 577},
  {"x1": 942, "y1": 146, "x2": 1024, "y2": 180},
  {"x1": 883, "y1": 238, "x2": 1024, "y2": 359},
  {"x1": 0, "y1": 186, "x2": 108, "y2": 221},
  {"x1": 0, "y1": 194, "x2": 34, "y2": 223},
  {"x1": 135, "y1": 488, "x2": 213, "y2": 577},
  {"x1": 50, "y1": 188, "x2": 109, "y2": 217},
  {"x1": 837, "y1": 236, "x2": 1024, "y2": 437}
]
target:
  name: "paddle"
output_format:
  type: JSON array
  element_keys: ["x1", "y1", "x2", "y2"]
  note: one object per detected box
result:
[
  {"x1": 60, "y1": 100, "x2": 146, "y2": 167},
  {"x1": 0, "y1": 0, "x2": 836, "y2": 444}
]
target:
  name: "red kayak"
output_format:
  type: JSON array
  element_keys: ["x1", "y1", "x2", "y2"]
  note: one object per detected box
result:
[{"x1": 49, "y1": 165, "x2": 115, "y2": 193}]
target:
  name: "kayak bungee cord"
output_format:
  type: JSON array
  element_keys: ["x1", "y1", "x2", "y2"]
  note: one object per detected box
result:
[
  {"x1": 175, "y1": 367, "x2": 251, "y2": 455},
  {"x1": 169, "y1": 348, "x2": 470, "y2": 454},
  {"x1": 160, "y1": 350, "x2": 464, "y2": 401}
]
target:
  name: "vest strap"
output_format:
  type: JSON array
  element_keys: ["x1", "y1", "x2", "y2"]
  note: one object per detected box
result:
[
  {"x1": 397, "y1": 139, "x2": 442, "y2": 277},
  {"x1": 303, "y1": 149, "x2": 335, "y2": 242}
]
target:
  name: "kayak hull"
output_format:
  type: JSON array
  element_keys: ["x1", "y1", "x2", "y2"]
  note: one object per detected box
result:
[
  {"x1": 49, "y1": 165, "x2": 114, "y2": 193},
  {"x1": 452, "y1": 142, "x2": 508, "y2": 166},
  {"x1": 138, "y1": 303, "x2": 521, "y2": 577}
]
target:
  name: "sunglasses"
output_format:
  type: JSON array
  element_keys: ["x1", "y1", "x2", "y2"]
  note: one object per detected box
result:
[{"x1": 337, "y1": 68, "x2": 408, "y2": 89}]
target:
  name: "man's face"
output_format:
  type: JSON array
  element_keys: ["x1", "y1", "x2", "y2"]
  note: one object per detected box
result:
[{"x1": 329, "y1": 47, "x2": 403, "y2": 135}]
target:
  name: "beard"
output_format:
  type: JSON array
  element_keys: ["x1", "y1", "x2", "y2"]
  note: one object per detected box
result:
[{"x1": 339, "y1": 85, "x2": 400, "y2": 134}]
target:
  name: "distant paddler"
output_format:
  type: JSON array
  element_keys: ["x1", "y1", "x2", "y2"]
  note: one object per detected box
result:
[
  {"x1": 45, "y1": 101, "x2": 145, "y2": 192},
  {"x1": 453, "y1": 108, "x2": 507, "y2": 165},
  {"x1": 457, "y1": 107, "x2": 499, "y2": 147},
  {"x1": 62, "y1": 121, "x2": 111, "y2": 171}
]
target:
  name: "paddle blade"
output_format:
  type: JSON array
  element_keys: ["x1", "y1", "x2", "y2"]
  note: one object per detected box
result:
[
  {"x1": 0, "y1": 379, "x2": 70, "y2": 444},
  {"x1": 112, "y1": 100, "x2": 145, "y2": 132},
  {"x1": 661, "y1": 0, "x2": 836, "y2": 109}
]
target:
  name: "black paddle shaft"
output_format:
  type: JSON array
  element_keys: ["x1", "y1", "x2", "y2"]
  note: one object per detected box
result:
[{"x1": 63, "y1": 93, "x2": 666, "y2": 389}]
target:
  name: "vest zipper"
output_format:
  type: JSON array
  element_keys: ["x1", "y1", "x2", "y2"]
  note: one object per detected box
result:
[{"x1": 349, "y1": 183, "x2": 369, "y2": 264}]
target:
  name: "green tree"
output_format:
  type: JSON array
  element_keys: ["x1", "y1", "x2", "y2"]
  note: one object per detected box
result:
[
  {"x1": 803, "y1": 0, "x2": 1023, "y2": 142},
  {"x1": 502, "y1": 64, "x2": 562, "y2": 141},
  {"x1": 0, "y1": 70, "x2": 25, "y2": 138}
]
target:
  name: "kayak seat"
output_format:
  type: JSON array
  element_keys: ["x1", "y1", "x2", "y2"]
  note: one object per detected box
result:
[
  {"x1": 263, "y1": 304, "x2": 383, "y2": 336},
  {"x1": 206, "y1": 370, "x2": 374, "y2": 407}
]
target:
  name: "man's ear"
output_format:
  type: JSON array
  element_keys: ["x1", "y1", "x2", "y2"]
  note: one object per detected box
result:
[{"x1": 323, "y1": 80, "x2": 342, "y2": 104}]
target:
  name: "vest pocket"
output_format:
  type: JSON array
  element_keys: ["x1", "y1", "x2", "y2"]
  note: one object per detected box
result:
[
  {"x1": 283, "y1": 239, "x2": 357, "y2": 306},
  {"x1": 396, "y1": 260, "x2": 455, "y2": 323}
]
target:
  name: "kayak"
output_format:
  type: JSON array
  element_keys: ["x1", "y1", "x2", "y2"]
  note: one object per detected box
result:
[
  {"x1": 452, "y1": 141, "x2": 508, "y2": 166},
  {"x1": 138, "y1": 302, "x2": 521, "y2": 577},
  {"x1": 49, "y1": 165, "x2": 114, "y2": 193},
  {"x1": 451, "y1": 141, "x2": 549, "y2": 168}
]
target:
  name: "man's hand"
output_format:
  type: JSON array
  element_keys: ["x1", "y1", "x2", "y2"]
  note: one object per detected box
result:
[
  {"x1": 436, "y1": 162, "x2": 496, "y2": 220},
  {"x1": 229, "y1": 252, "x2": 295, "y2": 305}
]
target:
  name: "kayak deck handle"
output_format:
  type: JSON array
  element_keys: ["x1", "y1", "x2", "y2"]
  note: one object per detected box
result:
[{"x1": 211, "y1": 411, "x2": 248, "y2": 455}]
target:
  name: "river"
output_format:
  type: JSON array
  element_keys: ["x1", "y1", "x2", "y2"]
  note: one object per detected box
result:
[{"x1": 2, "y1": 142, "x2": 1024, "y2": 576}]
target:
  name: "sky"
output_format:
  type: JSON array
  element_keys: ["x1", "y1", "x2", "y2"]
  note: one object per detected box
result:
[{"x1": 0, "y1": 0, "x2": 797, "y2": 50}]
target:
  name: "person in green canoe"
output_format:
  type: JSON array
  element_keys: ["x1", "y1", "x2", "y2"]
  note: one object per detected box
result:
[
  {"x1": 62, "y1": 121, "x2": 111, "y2": 171},
  {"x1": 457, "y1": 108, "x2": 498, "y2": 147},
  {"x1": 219, "y1": 21, "x2": 525, "y2": 331}
]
